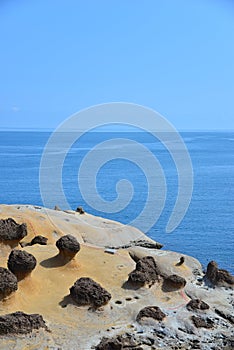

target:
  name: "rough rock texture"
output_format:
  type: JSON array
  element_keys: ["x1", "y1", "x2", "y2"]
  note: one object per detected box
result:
[
  {"x1": 205, "y1": 260, "x2": 234, "y2": 287},
  {"x1": 70, "y1": 277, "x2": 111, "y2": 308},
  {"x1": 136, "y1": 306, "x2": 166, "y2": 322},
  {"x1": 56, "y1": 234, "x2": 80, "y2": 259},
  {"x1": 191, "y1": 315, "x2": 214, "y2": 328},
  {"x1": 128, "y1": 256, "x2": 160, "y2": 286},
  {"x1": 215, "y1": 308, "x2": 234, "y2": 324},
  {"x1": 0, "y1": 218, "x2": 27, "y2": 241},
  {"x1": 109, "y1": 239, "x2": 163, "y2": 250},
  {"x1": 7, "y1": 249, "x2": 37, "y2": 279},
  {"x1": 0, "y1": 267, "x2": 18, "y2": 299},
  {"x1": 30, "y1": 235, "x2": 48, "y2": 246},
  {"x1": 186, "y1": 299, "x2": 210, "y2": 311},
  {"x1": 163, "y1": 274, "x2": 186, "y2": 289},
  {"x1": 96, "y1": 334, "x2": 143, "y2": 350},
  {"x1": 0, "y1": 311, "x2": 46, "y2": 335}
]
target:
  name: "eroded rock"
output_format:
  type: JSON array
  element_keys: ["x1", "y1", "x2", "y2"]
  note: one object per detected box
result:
[
  {"x1": 163, "y1": 274, "x2": 186, "y2": 290},
  {"x1": 76, "y1": 206, "x2": 85, "y2": 214},
  {"x1": 56, "y1": 234, "x2": 80, "y2": 259},
  {"x1": 136, "y1": 306, "x2": 166, "y2": 322},
  {"x1": 0, "y1": 218, "x2": 27, "y2": 242},
  {"x1": 0, "y1": 267, "x2": 18, "y2": 299},
  {"x1": 191, "y1": 315, "x2": 214, "y2": 328},
  {"x1": 128, "y1": 256, "x2": 160, "y2": 286},
  {"x1": 205, "y1": 261, "x2": 234, "y2": 287},
  {"x1": 186, "y1": 299, "x2": 210, "y2": 311},
  {"x1": 8, "y1": 249, "x2": 37, "y2": 279},
  {"x1": 0, "y1": 311, "x2": 46, "y2": 335},
  {"x1": 30, "y1": 235, "x2": 48, "y2": 246},
  {"x1": 96, "y1": 334, "x2": 143, "y2": 350},
  {"x1": 70, "y1": 277, "x2": 111, "y2": 308}
]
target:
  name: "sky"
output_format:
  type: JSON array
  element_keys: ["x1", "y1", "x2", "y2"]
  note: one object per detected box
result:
[{"x1": 0, "y1": 0, "x2": 233, "y2": 130}]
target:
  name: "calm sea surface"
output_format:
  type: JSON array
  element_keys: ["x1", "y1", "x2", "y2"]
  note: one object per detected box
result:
[{"x1": 0, "y1": 131, "x2": 233, "y2": 273}]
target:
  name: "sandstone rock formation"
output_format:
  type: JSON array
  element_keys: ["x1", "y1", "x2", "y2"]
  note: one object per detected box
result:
[
  {"x1": 70, "y1": 277, "x2": 111, "y2": 308},
  {"x1": 7, "y1": 249, "x2": 37, "y2": 279},
  {"x1": 128, "y1": 256, "x2": 160, "y2": 286},
  {"x1": 0, "y1": 218, "x2": 27, "y2": 242},
  {"x1": 205, "y1": 260, "x2": 234, "y2": 287},
  {"x1": 186, "y1": 299, "x2": 210, "y2": 311},
  {"x1": 96, "y1": 334, "x2": 143, "y2": 350},
  {"x1": 0, "y1": 311, "x2": 46, "y2": 335},
  {"x1": 0, "y1": 267, "x2": 18, "y2": 299},
  {"x1": 56, "y1": 234, "x2": 80, "y2": 259},
  {"x1": 163, "y1": 274, "x2": 186, "y2": 290},
  {"x1": 30, "y1": 235, "x2": 48, "y2": 245},
  {"x1": 191, "y1": 315, "x2": 214, "y2": 328},
  {"x1": 136, "y1": 306, "x2": 166, "y2": 323}
]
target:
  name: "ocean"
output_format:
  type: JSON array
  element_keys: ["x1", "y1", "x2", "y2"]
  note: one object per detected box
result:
[{"x1": 0, "y1": 131, "x2": 233, "y2": 273}]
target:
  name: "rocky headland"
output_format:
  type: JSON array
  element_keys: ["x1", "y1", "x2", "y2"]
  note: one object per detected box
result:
[{"x1": 0, "y1": 204, "x2": 233, "y2": 350}]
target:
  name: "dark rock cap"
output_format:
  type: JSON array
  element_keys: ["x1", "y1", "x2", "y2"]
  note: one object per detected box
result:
[
  {"x1": 76, "y1": 206, "x2": 85, "y2": 214},
  {"x1": 0, "y1": 267, "x2": 18, "y2": 299},
  {"x1": 56, "y1": 234, "x2": 80, "y2": 258},
  {"x1": 191, "y1": 315, "x2": 214, "y2": 329},
  {"x1": 7, "y1": 249, "x2": 37, "y2": 278},
  {"x1": 164, "y1": 274, "x2": 187, "y2": 289},
  {"x1": 70, "y1": 277, "x2": 111, "y2": 308},
  {"x1": 128, "y1": 256, "x2": 160, "y2": 286},
  {"x1": 205, "y1": 260, "x2": 234, "y2": 287},
  {"x1": 30, "y1": 235, "x2": 48, "y2": 246},
  {"x1": 0, "y1": 311, "x2": 46, "y2": 335},
  {"x1": 0, "y1": 218, "x2": 27, "y2": 241},
  {"x1": 136, "y1": 306, "x2": 166, "y2": 323},
  {"x1": 96, "y1": 334, "x2": 143, "y2": 350},
  {"x1": 186, "y1": 299, "x2": 210, "y2": 311}
]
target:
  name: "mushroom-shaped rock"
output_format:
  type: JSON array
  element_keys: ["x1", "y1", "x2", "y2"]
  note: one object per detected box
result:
[
  {"x1": 136, "y1": 306, "x2": 166, "y2": 323},
  {"x1": 56, "y1": 234, "x2": 80, "y2": 259},
  {"x1": 164, "y1": 274, "x2": 186, "y2": 289},
  {"x1": 186, "y1": 299, "x2": 210, "y2": 311},
  {"x1": 205, "y1": 261, "x2": 234, "y2": 287},
  {"x1": 0, "y1": 311, "x2": 46, "y2": 335},
  {"x1": 0, "y1": 267, "x2": 18, "y2": 299},
  {"x1": 30, "y1": 235, "x2": 48, "y2": 246},
  {"x1": 128, "y1": 256, "x2": 160, "y2": 286},
  {"x1": 8, "y1": 250, "x2": 37, "y2": 280},
  {"x1": 70, "y1": 277, "x2": 111, "y2": 308},
  {"x1": 0, "y1": 218, "x2": 27, "y2": 242},
  {"x1": 191, "y1": 315, "x2": 214, "y2": 329}
]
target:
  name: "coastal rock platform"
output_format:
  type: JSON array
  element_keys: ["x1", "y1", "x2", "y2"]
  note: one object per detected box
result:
[{"x1": 0, "y1": 204, "x2": 233, "y2": 349}]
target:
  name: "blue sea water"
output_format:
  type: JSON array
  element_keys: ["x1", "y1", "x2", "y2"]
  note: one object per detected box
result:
[{"x1": 0, "y1": 131, "x2": 233, "y2": 273}]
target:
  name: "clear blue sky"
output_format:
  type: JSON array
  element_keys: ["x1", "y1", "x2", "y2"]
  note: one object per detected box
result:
[{"x1": 0, "y1": 0, "x2": 233, "y2": 130}]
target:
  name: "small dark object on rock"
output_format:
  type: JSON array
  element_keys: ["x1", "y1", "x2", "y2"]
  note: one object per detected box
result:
[
  {"x1": 177, "y1": 256, "x2": 185, "y2": 265},
  {"x1": 70, "y1": 277, "x2": 111, "y2": 308},
  {"x1": 8, "y1": 250, "x2": 37, "y2": 279},
  {"x1": 76, "y1": 206, "x2": 85, "y2": 214},
  {"x1": 186, "y1": 299, "x2": 210, "y2": 311},
  {"x1": 128, "y1": 256, "x2": 160, "y2": 286},
  {"x1": 205, "y1": 261, "x2": 234, "y2": 287},
  {"x1": 0, "y1": 311, "x2": 46, "y2": 335},
  {"x1": 56, "y1": 234, "x2": 80, "y2": 259},
  {"x1": 30, "y1": 235, "x2": 48, "y2": 246},
  {"x1": 95, "y1": 334, "x2": 143, "y2": 350},
  {"x1": 136, "y1": 306, "x2": 166, "y2": 322},
  {"x1": 0, "y1": 267, "x2": 18, "y2": 299},
  {"x1": 191, "y1": 315, "x2": 214, "y2": 328},
  {"x1": 164, "y1": 274, "x2": 186, "y2": 289},
  {"x1": 0, "y1": 218, "x2": 27, "y2": 242},
  {"x1": 54, "y1": 205, "x2": 61, "y2": 211}
]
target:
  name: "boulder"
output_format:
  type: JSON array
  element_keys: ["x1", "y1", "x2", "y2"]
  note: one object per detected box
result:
[
  {"x1": 0, "y1": 267, "x2": 18, "y2": 299},
  {"x1": 96, "y1": 334, "x2": 143, "y2": 350},
  {"x1": 30, "y1": 235, "x2": 48, "y2": 246},
  {"x1": 205, "y1": 261, "x2": 234, "y2": 287},
  {"x1": 70, "y1": 277, "x2": 111, "y2": 308},
  {"x1": 136, "y1": 306, "x2": 166, "y2": 323},
  {"x1": 0, "y1": 311, "x2": 46, "y2": 335},
  {"x1": 0, "y1": 218, "x2": 27, "y2": 242},
  {"x1": 56, "y1": 234, "x2": 80, "y2": 259},
  {"x1": 128, "y1": 256, "x2": 160, "y2": 286},
  {"x1": 191, "y1": 315, "x2": 214, "y2": 329},
  {"x1": 163, "y1": 274, "x2": 186, "y2": 289},
  {"x1": 186, "y1": 299, "x2": 210, "y2": 311},
  {"x1": 7, "y1": 250, "x2": 37, "y2": 279}
]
